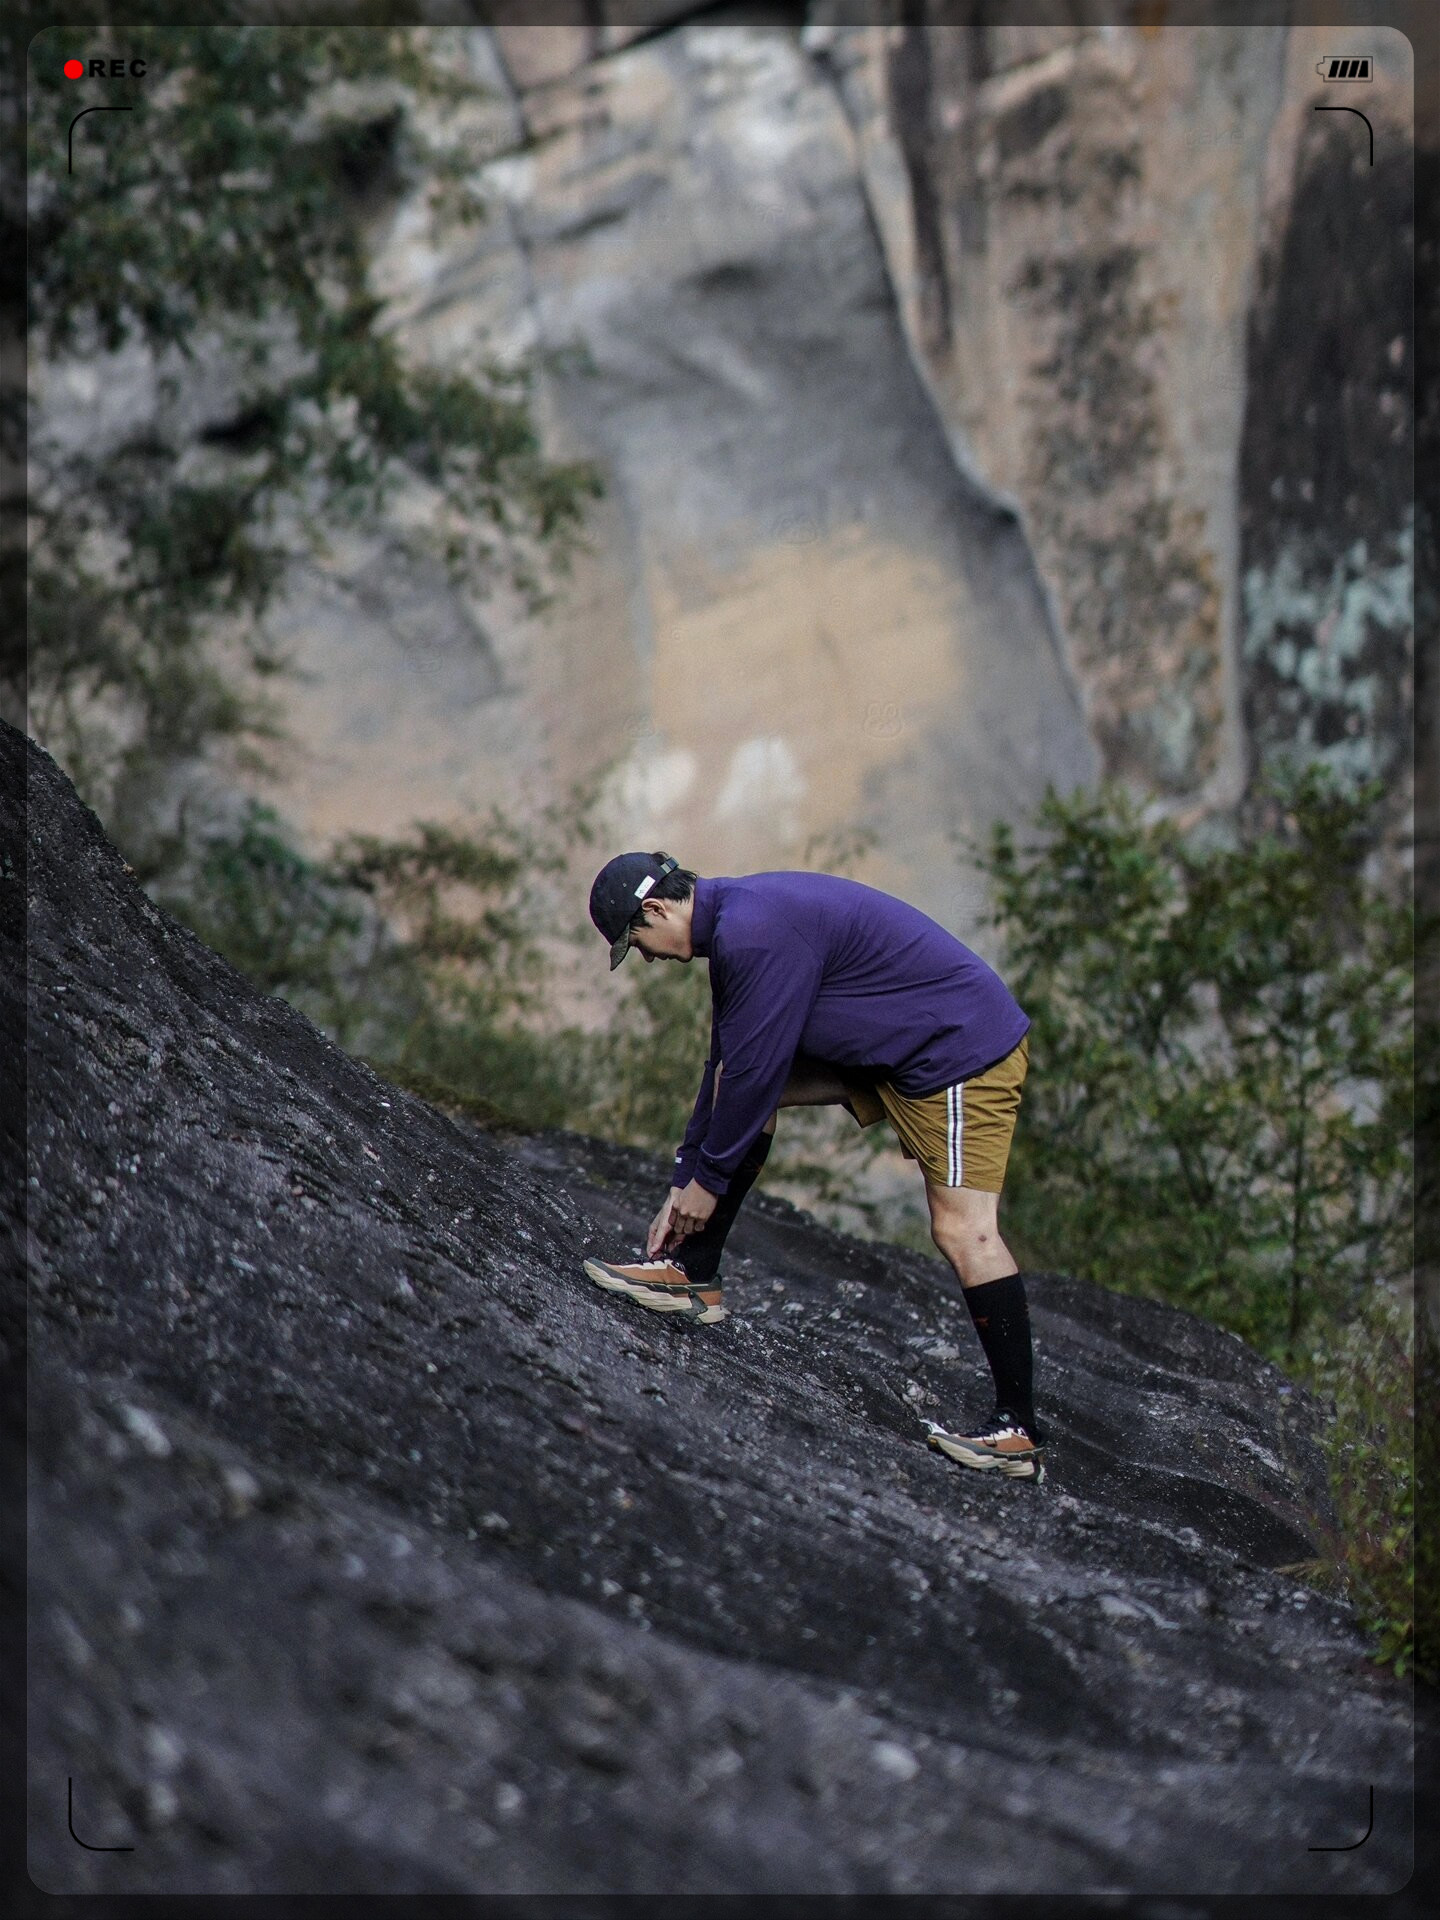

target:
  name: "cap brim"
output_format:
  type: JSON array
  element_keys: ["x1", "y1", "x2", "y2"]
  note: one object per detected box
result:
[{"x1": 608, "y1": 932, "x2": 630, "y2": 970}]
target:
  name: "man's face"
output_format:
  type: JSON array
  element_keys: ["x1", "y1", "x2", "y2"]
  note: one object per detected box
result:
[{"x1": 629, "y1": 898, "x2": 691, "y2": 963}]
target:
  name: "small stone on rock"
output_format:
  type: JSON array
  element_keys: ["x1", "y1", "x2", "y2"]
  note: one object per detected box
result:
[
  {"x1": 119, "y1": 1404, "x2": 171, "y2": 1457},
  {"x1": 872, "y1": 1740, "x2": 920, "y2": 1781}
]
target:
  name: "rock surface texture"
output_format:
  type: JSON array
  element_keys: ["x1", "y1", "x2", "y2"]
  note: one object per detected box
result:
[
  {"x1": 275, "y1": 7, "x2": 1100, "y2": 941},
  {"x1": 15, "y1": 722, "x2": 1419, "y2": 1898},
  {"x1": 819, "y1": 13, "x2": 1415, "y2": 820}
]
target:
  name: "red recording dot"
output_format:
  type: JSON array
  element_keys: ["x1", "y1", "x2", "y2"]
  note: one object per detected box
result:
[{"x1": 63, "y1": 59, "x2": 85, "y2": 79}]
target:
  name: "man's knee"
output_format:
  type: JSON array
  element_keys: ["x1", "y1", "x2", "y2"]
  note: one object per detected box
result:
[
  {"x1": 931, "y1": 1221, "x2": 1011, "y2": 1290},
  {"x1": 928, "y1": 1190, "x2": 1001, "y2": 1256},
  {"x1": 931, "y1": 1218, "x2": 993, "y2": 1261}
]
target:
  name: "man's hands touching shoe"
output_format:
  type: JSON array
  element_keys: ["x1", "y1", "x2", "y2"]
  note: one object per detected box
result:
[{"x1": 646, "y1": 1189, "x2": 684, "y2": 1257}]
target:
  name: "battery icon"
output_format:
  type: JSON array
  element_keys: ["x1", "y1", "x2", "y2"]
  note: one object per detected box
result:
[{"x1": 1317, "y1": 56, "x2": 1372, "y2": 80}]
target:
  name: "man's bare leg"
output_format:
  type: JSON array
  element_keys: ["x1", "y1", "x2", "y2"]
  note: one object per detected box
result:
[
  {"x1": 725, "y1": 1053, "x2": 857, "y2": 1132},
  {"x1": 774, "y1": 1055, "x2": 856, "y2": 1112},
  {"x1": 921, "y1": 1179, "x2": 1018, "y2": 1289}
]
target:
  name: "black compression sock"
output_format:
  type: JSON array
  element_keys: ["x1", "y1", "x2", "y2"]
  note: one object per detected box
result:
[
  {"x1": 962, "y1": 1270, "x2": 1041, "y2": 1441},
  {"x1": 672, "y1": 1129, "x2": 774, "y2": 1289}
]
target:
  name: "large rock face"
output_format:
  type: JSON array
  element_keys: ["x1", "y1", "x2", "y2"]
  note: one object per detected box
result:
[
  {"x1": 822, "y1": 16, "x2": 1271, "y2": 804},
  {"x1": 27, "y1": 8, "x2": 1419, "y2": 957},
  {"x1": 15, "y1": 721, "x2": 1420, "y2": 1898},
  {"x1": 252, "y1": 7, "x2": 1415, "y2": 902},
  {"x1": 819, "y1": 14, "x2": 1415, "y2": 821},
  {"x1": 273, "y1": 9, "x2": 1099, "y2": 945}
]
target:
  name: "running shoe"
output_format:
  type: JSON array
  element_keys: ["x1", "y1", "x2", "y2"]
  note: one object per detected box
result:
[
  {"x1": 582, "y1": 1255, "x2": 727, "y2": 1323},
  {"x1": 924, "y1": 1417, "x2": 1045, "y2": 1480}
]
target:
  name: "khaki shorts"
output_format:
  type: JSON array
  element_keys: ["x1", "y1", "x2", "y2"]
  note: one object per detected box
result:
[{"x1": 839, "y1": 1034, "x2": 1029, "y2": 1192}]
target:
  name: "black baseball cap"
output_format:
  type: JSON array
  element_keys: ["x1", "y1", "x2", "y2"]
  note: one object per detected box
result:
[{"x1": 589, "y1": 853, "x2": 680, "y2": 969}]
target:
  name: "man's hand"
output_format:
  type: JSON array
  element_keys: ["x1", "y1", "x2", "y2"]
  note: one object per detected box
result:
[
  {"x1": 669, "y1": 1178, "x2": 718, "y2": 1240},
  {"x1": 648, "y1": 1180, "x2": 720, "y2": 1255},
  {"x1": 646, "y1": 1188, "x2": 684, "y2": 1258}
]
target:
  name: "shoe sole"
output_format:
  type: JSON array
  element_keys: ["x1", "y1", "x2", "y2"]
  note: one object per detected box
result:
[
  {"x1": 925, "y1": 1425, "x2": 1044, "y2": 1480},
  {"x1": 583, "y1": 1259, "x2": 727, "y2": 1323}
]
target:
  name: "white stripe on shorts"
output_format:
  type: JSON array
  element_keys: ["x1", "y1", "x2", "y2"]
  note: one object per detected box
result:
[{"x1": 947, "y1": 1079, "x2": 962, "y2": 1186}]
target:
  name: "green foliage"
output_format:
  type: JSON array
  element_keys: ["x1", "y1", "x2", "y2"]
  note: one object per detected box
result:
[
  {"x1": 568, "y1": 946, "x2": 716, "y2": 1154},
  {"x1": 173, "y1": 800, "x2": 367, "y2": 1001},
  {"x1": 964, "y1": 763, "x2": 1418, "y2": 1675},
  {"x1": 158, "y1": 770, "x2": 609, "y2": 1135},
  {"x1": 323, "y1": 786, "x2": 598, "y2": 1133},
  {"x1": 968, "y1": 764, "x2": 1413, "y2": 1364},
  {"x1": 1297, "y1": 1289, "x2": 1420, "y2": 1681},
  {"x1": 156, "y1": 797, "x2": 429, "y2": 1058},
  {"x1": 331, "y1": 812, "x2": 562, "y2": 1023},
  {"x1": 22, "y1": 19, "x2": 602, "y2": 867}
]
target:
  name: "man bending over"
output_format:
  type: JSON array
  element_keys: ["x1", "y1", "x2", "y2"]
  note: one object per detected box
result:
[{"x1": 583, "y1": 852, "x2": 1045, "y2": 1481}]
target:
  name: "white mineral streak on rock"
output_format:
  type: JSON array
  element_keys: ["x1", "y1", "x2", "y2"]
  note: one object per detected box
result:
[
  {"x1": 600, "y1": 744, "x2": 699, "y2": 839},
  {"x1": 712, "y1": 737, "x2": 807, "y2": 840}
]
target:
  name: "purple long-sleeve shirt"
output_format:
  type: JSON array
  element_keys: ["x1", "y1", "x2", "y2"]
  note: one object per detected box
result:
[{"x1": 672, "y1": 871, "x2": 1029, "y2": 1197}]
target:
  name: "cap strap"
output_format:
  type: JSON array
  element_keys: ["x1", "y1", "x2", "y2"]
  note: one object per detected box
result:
[{"x1": 633, "y1": 854, "x2": 678, "y2": 901}]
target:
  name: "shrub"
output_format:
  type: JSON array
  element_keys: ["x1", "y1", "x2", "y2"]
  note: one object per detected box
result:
[
  {"x1": 964, "y1": 761, "x2": 1417, "y2": 1673},
  {"x1": 1300, "y1": 1288, "x2": 1417, "y2": 1678},
  {"x1": 157, "y1": 798, "x2": 423, "y2": 1056},
  {"x1": 160, "y1": 785, "x2": 588, "y2": 1129},
  {"x1": 967, "y1": 763, "x2": 1413, "y2": 1365}
]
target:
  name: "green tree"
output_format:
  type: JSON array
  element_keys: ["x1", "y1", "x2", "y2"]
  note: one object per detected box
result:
[
  {"x1": 21, "y1": 16, "x2": 601, "y2": 872},
  {"x1": 1303, "y1": 1288, "x2": 1419, "y2": 1678},
  {"x1": 968, "y1": 764, "x2": 1412, "y2": 1363},
  {"x1": 158, "y1": 765, "x2": 612, "y2": 1135},
  {"x1": 173, "y1": 798, "x2": 377, "y2": 1039},
  {"x1": 965, "y1": 764, "x2": 1418, "y2": 1674}
]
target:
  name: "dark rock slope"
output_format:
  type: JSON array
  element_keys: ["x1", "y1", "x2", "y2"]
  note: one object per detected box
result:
[{"x1": 12, "y1": 723, "x2": 1415, "y2": 1898}]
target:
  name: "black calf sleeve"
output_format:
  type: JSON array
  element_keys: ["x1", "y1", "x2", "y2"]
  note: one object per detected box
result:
[
  {"x1": 672, "y1": 1130, "x2": 773, "y2": 1288},
  {"x1": 962, "y1": 1270, "x2": 1040, "y2": 1440}
]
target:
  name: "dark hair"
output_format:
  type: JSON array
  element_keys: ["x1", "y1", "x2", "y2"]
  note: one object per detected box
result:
[{"x1": 628, "y1": 853, "x2": 697, "y2": 928}]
